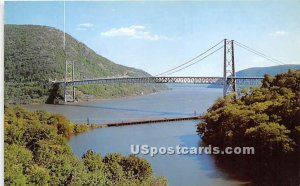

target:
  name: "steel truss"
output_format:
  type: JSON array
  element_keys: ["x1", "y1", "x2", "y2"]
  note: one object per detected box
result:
[{"x1": 56, "y1": 76, "x2": 263, "y2": 86}]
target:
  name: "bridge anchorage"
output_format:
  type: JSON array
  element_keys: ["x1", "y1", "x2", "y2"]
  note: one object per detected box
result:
[{"x1": 55, "y1": 39, "x2": 266, "y2": 103}]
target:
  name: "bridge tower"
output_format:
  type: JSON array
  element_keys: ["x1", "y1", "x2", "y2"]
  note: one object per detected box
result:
[
  {"x1": 223, "y1": 39, "x2": 236, "y2": 97},
  {"x1": 63, "y1": 60, "x2": 75, "y2": 102}
]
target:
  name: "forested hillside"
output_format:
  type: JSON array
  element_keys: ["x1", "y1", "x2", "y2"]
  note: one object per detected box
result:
[
  {"x1": 236, "y1": 64, "x2": 300, "y2": 77},
  {"x1": 4, "y1": 105, "x2": 167, "y2": 185},
  {"x1": 4, "y1": 24, "x2": 165, "y2": 104},
  {"x1": 198, "y1": 70, "x2": 300, "y2": 185},
  {"x1": 198, "y1": 70, "x2": 300, "y2": 154}
]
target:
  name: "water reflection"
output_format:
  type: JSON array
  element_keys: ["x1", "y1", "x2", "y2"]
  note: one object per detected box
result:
[
  {"x1": 61, "y1": 104, "x2": 192, "y2": 117},
  {"x1": 210, "y1": 153, "x2": 299, "y2": 185}
]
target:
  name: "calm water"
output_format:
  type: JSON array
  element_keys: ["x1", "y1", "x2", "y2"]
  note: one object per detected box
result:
[{"x1": 26, "y1": 86, "x2": 248, "y2": 186}]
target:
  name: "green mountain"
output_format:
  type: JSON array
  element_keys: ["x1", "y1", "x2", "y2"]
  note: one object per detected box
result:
[
  {"x1": 4, "y1": 24, "x2": 165, "y2": 104},
  {"x1": 236, "y1": 64, "x2": 300, "y2": 77}
]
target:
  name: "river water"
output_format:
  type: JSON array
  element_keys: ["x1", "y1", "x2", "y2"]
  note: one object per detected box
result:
[{"x1": 26, "y1": 86, "x2": 248, "y2": 186}]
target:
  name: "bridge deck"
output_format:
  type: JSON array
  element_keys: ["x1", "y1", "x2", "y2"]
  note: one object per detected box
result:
[{"x1": 54, "y1": 76, "x2": 264, "y2": 86}]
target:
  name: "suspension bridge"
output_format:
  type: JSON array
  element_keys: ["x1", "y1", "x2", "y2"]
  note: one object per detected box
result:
[{"x1": 53, "y1": 39, "x2": 285, "y2": 103}]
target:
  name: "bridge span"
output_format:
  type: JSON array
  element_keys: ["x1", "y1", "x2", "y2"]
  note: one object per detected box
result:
[
  {"x1": 56, "y1": 39, "x2": 278, "y2": 102},
  {"x1": 54, "y1": 76, "x2": 264, "y2": 86}
]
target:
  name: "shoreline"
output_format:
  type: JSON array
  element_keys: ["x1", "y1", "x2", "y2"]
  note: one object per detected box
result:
[
  {"x1": 60, "y1": 88, "x2": 172, "y2": 105},
  {"x1": 16, "y1": 87, "x2": 172, "y2": 105}
]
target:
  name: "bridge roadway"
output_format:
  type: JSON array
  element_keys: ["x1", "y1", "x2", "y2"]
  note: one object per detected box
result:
[{"x1": 54, "y1": 76, "x2": 264, "y2": 86}]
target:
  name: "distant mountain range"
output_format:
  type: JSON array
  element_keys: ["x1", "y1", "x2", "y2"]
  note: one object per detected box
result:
[
  {"x1": 208, "y1": 64, "x2": 300, "y2": 88},
  {"x1": 236, "y1": 65, "x2": 300, "y2": 77},
  {"x1": 4, "y1": 25, "x2": 165, "y2": 104}
]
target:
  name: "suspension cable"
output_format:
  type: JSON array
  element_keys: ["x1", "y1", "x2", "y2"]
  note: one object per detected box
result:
[
  {"x1": 155, "y1": 40, "x2": 224, "y2": 76},
  {"x1": 162, "y1": 45, "x2": 224, "y2": 76},
  {"x1": 234, "y1": 41, "x2": 285, "y2": 65}
]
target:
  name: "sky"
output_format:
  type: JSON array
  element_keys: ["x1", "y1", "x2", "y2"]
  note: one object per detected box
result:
[{"x1": 4, "y1": 1, "x2": 300, "y2": 76}]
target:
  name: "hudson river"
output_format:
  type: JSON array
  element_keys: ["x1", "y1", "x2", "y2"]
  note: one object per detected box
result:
[{"x1": 26, "y1": 86, "x2": 247, "y2": 186}]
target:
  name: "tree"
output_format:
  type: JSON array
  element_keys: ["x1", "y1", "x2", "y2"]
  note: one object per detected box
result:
[
  {"x1": 4, "y1": 144, "x2": 33, "y2": 185},
  {"x1": 27, "y1": 165, "x2": 50, "y2": 186},
  {"x1": 198, "y1": 70, "x2": 300, "y2": 154},
  {"x1": 4, "y1": 105, "x2": 167, "y2": 186},
  {"x1": 121, "y1": 154, "x2": 153, "y2": 181},
  {"x1": 245, "y1": 122, "x2": 295, "y2": 154},
  {"x1": 82, "y1": 150, "x2": 104, "y2": 172}
]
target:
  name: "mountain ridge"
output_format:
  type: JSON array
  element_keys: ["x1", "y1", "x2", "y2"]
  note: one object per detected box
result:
[
  {"x1": 236, "y1": 64, "x2": 300, "y2": 77},
  {"x1": 207, "y1": 64, "x2": 300, "y2": 88},
  {"x1": 4, "y1": 24, "x2": 165, "y2": 104}
]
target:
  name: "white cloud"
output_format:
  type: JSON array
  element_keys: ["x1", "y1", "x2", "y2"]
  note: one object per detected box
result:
[
  {"x1": 269, "y1": 30, "x2": 287, "y2": 37},
  {"x1": 101, "y1": 25, "x2": 171, "y2": 41},
  {"x1": 77, "y1": 23, "x2": 94, "y2": 31}
]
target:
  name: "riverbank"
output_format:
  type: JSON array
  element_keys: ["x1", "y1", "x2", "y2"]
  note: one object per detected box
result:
[
  {"x1": 4, "y1": 105, "x2": 167, "y2": 185},
  {"x1": 197, "y1": 70, "x2": 300, "y2": 185},
  {"x1": 67, "y1": 88, "x2": 170, "y2": 104}
]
